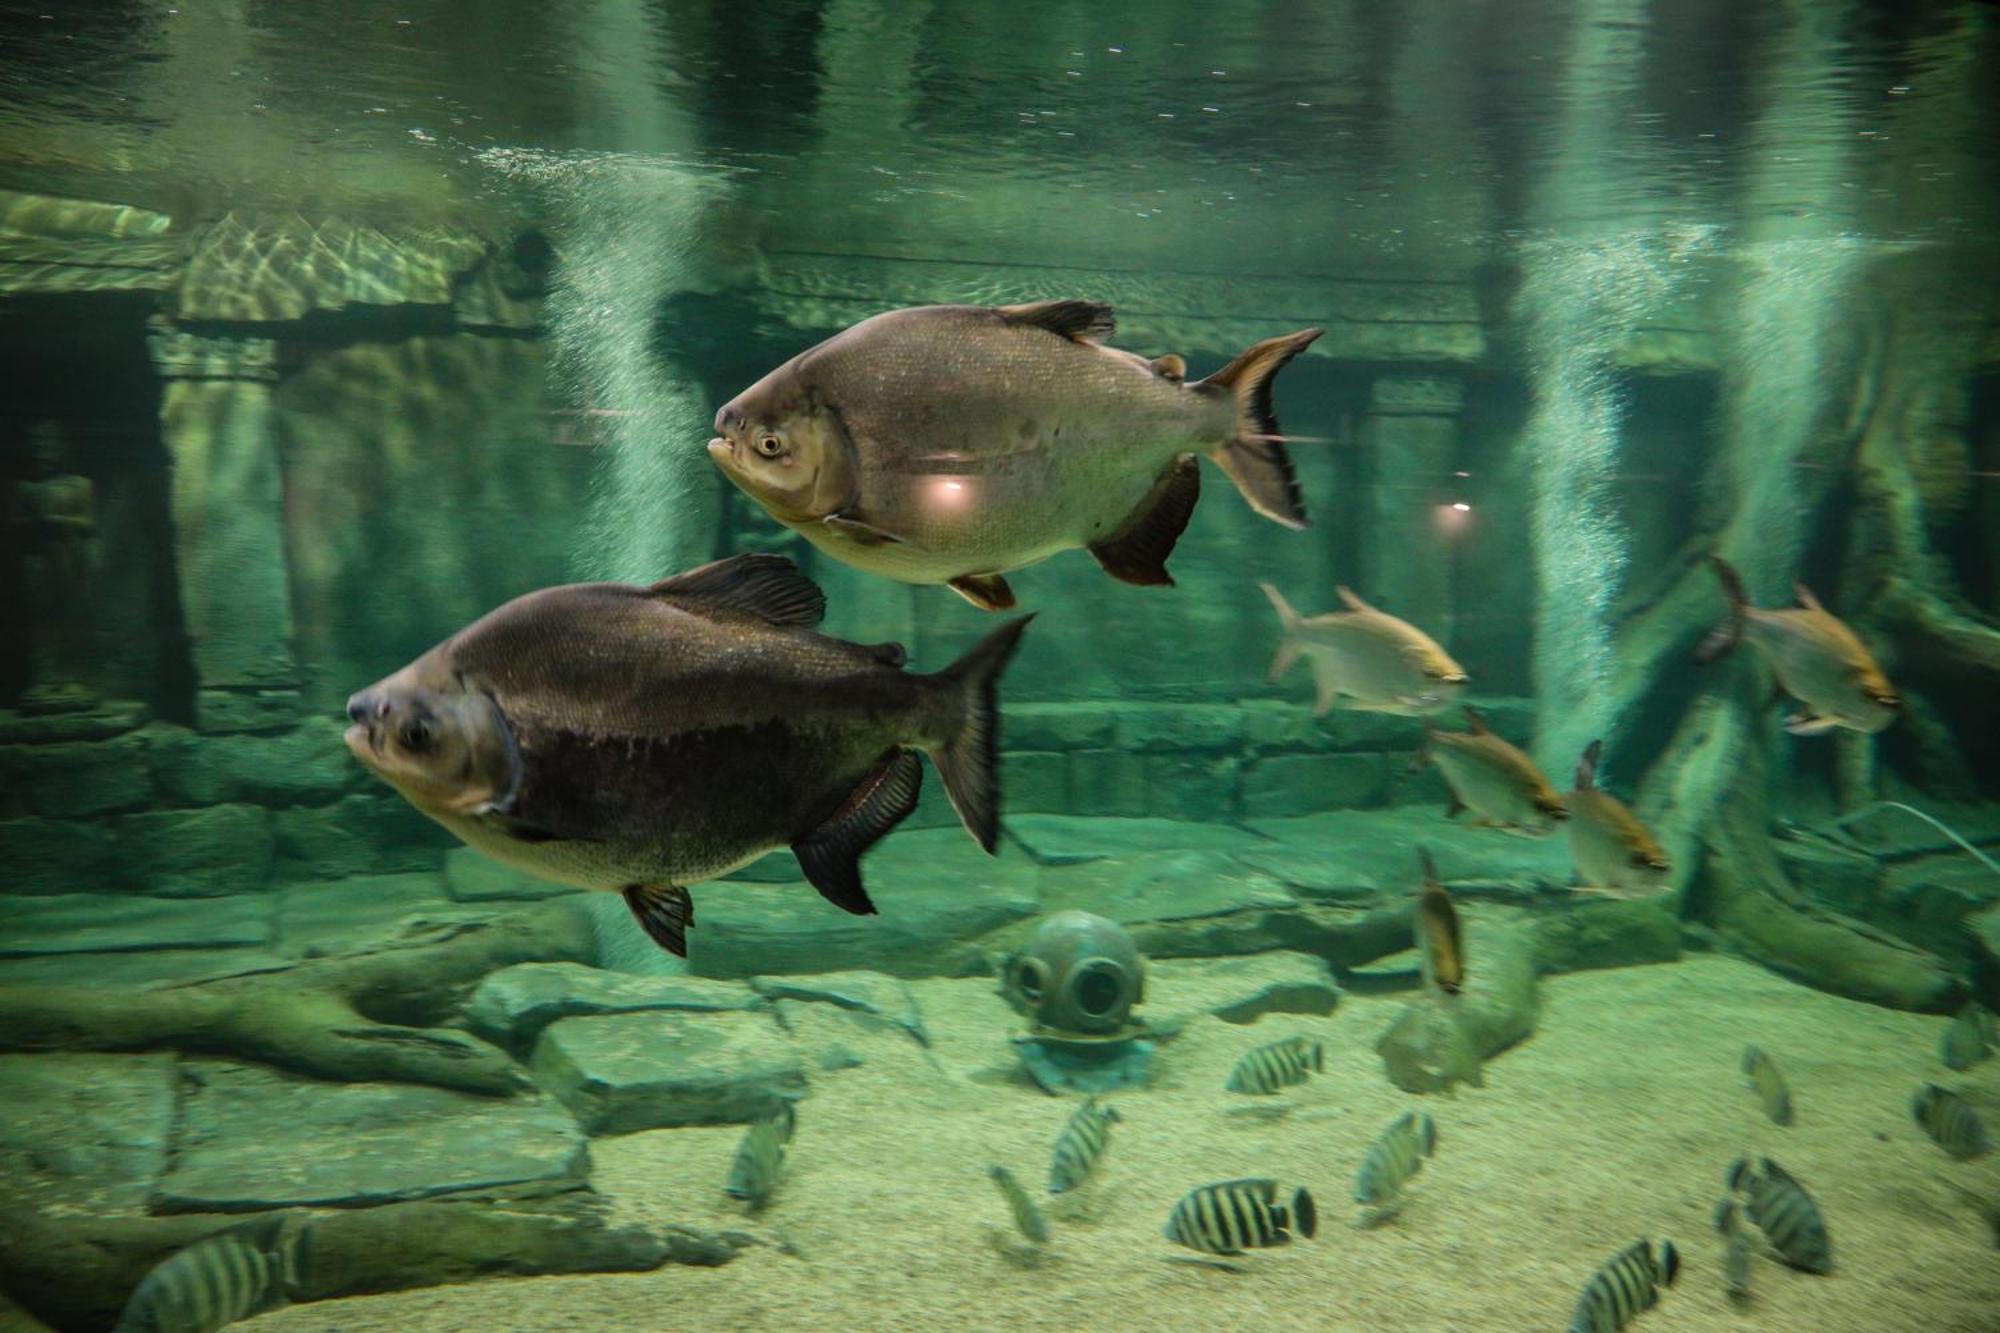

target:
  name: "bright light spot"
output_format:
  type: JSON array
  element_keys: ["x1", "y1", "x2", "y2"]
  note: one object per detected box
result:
[
  {"x1": 929, "y1": 478, "x2": 972, "y2": 513},
  {"x1": 1451, "y1": 502, "x2": 1471, "y2": 512}
]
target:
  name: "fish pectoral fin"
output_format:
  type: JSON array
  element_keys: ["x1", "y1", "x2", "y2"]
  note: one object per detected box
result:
[
  {"x1": 823, "y1": 513, "x2": 911, "y2": 548},
  {"x1": 1784, "y1": 711, "x2": 1842, "y2": 735},
  {"x1": 864, "y1": 640, "x2": 908, "y2": 668},
  {"x1": 946, "y1": 573, "x2": 1017, "y2": 611},
  {"x1": 792, "y1": 749, "x2": 924, "y2": 916},
  {"x1": 649, "y1": 552, "x2": 827, "y2": 628},
  {"x1": 996, "y1": 298, "x2": 1116, "y2": 344},
  {"x1": 623, "y1": 883, "x2": 694, "y2": 957},
  {"x1": 1087, "y1": 455, "x2": 1199, "y2": 588}
]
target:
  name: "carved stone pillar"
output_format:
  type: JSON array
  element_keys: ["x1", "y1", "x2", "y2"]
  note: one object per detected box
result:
[
  {"x1": 146, "y1": 319, "x2": 298, "y2": 732},
  {"x1": 1363, "y1": 374, "x2": 1464, "y2": 642}
]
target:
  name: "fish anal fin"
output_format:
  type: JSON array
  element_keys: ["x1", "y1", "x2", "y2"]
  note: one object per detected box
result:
[
  {"x1": 1088, "y1": 456, "x2": 1199, "y2": 588},
  {"x1": 1150, "y1": 353, "x2": 1186, "y2": 383},
  {"x1": 650, "y1": 553, "x2": 825, "y2": 628},
  {"x1": 997, "y1": 299, "x2": 1116, "y2": 343},
  {"x1": 823, "y1": 513, "x2": 909, "y2": 547},
  {"x1": 1335, "y1": 584, "x2": 1371, "y2": 613},
  {"x1": 624, "y1": 883, "x2": 694, "y2": 957},
  {"x1": 946, "y1": 573, "x2": 1017, "y2": 612},
  {"x1": 792, "y1": 750, "x2": 924, "y2": 915},
  {"x1": 1795, "y1": 582, "x2": 1825, "y2": 612}
]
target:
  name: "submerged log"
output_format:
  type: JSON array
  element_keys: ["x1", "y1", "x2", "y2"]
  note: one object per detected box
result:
[{"x1": 0, "y1": 901, "x2": 597, "y2": 1095}]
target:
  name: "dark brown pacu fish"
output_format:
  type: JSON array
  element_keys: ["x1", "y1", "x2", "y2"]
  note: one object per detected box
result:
[
  {"x1": 343, "y1": 554, "x2": 1030, "y2": 957},
  {"x1": 709, "y1": 300, "x2": 1322, "y2": 611},
  {"x1": 1415, "y1": 847, "x2": 1464, "y2": 995}
]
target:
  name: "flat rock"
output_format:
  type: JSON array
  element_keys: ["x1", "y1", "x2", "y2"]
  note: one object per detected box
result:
[
  {"x1": 0, "y1": 892, "x2": 271, "y2": 957},
  {"x1": 157, "y1": 1062, "x2": 588, "y2": 1209},
  {"x1": 273, "y1": 872, "x2": 472, "y2": 958},
  {"x1": 530, "y1": 1010, "x2": 806, "y2": 1134},
  {"x1": 1246, "y1": 808, "x2": 1573, "y2": 896},
  {"x1": 0, "y1": 947, "x2": 288, "y2": 988},
  {"x1": 751, "y1": 970, "x2": 927, "y2": 1046},
  {"x1": 0, "y1": 699, "x2": 147, "y2": 744},
  {"x1": 691, "y1": 830, "x2": 1039, "y2": 979},
  {"x1": 1147, "y1": 951, "x2": 1340, "y2": 1031},
  {"x1": 1038, "y1": 849, "x2": 1296, "y2": 924},
  {"x1": 444, "y1": 847, "x2": 584, "y2": 902},
  {"x1": 0, "y1": 1052, "x2": 176, "y2": 1212},
  {"x1": 1774, "y1": 833, "x2": 1882, "y2": 915},
  {"x1": 1530, "y1": 897, "x2": 1682, "y2": 974},
  {"x1": 1004, "y1": 815, "x2": 1266, "y2": 866},
  {"x1": 467, "y1": 962, "x2": 762, "y2": 1052}
]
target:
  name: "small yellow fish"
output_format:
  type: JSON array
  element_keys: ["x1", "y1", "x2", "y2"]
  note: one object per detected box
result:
[
  {"x1": 1259, "y1": 583, "x2": 1467, "y2": 717},
  {"x1": 1418, "y1": 706, "x2": 1567, "y2": 836},
  {"x1": 1565, "y1": 740, "x2": 1670, "y2": 898},
  {"x1": 1696, "y1": 556, "x2": 1898, "y2": 734},
  {"x1": 1415, "y1": 848, "x2": 1464, "y2": 995}
]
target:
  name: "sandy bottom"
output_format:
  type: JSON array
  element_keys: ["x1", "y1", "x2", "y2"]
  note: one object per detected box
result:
[{"x1": 251, "y1": 955, "x2": 1999, "y2": 1332}]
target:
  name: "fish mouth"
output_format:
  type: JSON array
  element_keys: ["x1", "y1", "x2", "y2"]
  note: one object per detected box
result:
[
  {"x1": 343, "y1": 722, "x2": 382, "y2": 762},
  {"x1": 706, "y1": 437, "x2": 736, "y2": 467}
]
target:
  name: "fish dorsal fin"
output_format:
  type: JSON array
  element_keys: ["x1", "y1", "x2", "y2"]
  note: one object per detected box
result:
[
  {"x1": 1209, "y1": 1177, "x2": 1278, "y2": 1199},
  {"x1": 1336, "y1": 585, "x2": 1372, "y2": 613},
  {"x1": 1576, "y1": 738, "x2": 1603, "y2": 790},
  {"x1": 649, "y1": 553, "x2": 825, "y2": 628},
  {"x1": 1150, "y1": 353, "x2": 1186, "y2": 383},
  {"x1": 997, "y1": 299, "x2": 1116, "y2": 344},
  {"x1": 1462, "y1": 705, "x2": 1491, "y2": 736},
  {"x1": 1794, "y1": 583, "x2": 1825, "y2": 612}
]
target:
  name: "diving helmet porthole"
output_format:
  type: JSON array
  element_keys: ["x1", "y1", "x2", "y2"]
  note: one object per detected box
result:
[
  {"x1": 1068, "y1": 957, "x2": 1131, "y2": 1020},
  {"x1": 1012, "y1": 955, "x2": 1051, "y2": 1006}
]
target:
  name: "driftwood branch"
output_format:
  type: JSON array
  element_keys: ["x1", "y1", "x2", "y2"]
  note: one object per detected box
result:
[{"x1": 0, "y1": 901, "x2": 597, "y2": 1095}]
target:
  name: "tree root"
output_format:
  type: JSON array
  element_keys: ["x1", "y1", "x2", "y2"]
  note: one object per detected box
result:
[
  {"x1": 0, "y1": 901, "x2": 597, "y2": 1095},
  {"x1": 0, "y1": 1191, "x2": 749, "y2": 1332}
]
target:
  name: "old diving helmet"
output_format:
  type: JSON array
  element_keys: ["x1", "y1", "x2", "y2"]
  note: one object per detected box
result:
[{"x1": 1002, "y1": 910, "x2": 1145, "y2": 1037}]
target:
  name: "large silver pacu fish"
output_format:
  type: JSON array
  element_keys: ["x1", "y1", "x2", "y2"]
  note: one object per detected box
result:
[
  {"x1": 343, "y1": 554, "x2": 1030, "y2": 957},
  {"x1": 709, "y1": 300, "x2": 1323, "y2": 610}
]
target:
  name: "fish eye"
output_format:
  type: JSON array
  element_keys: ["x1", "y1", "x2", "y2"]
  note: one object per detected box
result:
[
  {"x1": 754, "y1": 432, "x2": 785, "y2": 458},
  {"x1": 399, "y1": 717, "x2": 434, "y2": 751}
]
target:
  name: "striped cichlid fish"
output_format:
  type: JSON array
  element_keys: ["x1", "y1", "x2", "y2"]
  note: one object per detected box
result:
[
  {"x1": 1047, "y1": 1097, "x2": 1121, "y2": 1194},
  {"x1": 1354, "y1": 1110, "x2": 1437, "y2": 1207},
  {"x1": 1713, "y1": 1199, "x2": 1752, "y2": 1303},
  {"x1": 990, "y1": 1165, "x2": 1050, "y2": 1244},
  {"x1": 1418, "y1": 706, "x2": 1568, "y2": 836},
  {"x1": 1741, "y1": 1046, "x2": 1793, "y2": 1126},
  {"x1": 1224, "y1": 1035, "x2": 1325, "y2": 1095},
  {"x1": 114, "y1": 1214, "x2": 307, "y2": 1333},
  {"x1": 1695, "y1": 556, "x2": 1898, "y2": 734},
  {"x1": 1913, "y1": 1083, "x2": 1991, "y2": 1161},
  {"x1": 725, "y1": 1099, "x2": 798, "y2": 1210},
  {"x1": 1940, "y1": 1004, "x2": 1996, "y2": 1072},
  {"x1": 1568, "y1": 1238, "x2": 1678, "y2": 1333},
  {"x1": 1728, "y1": 1157, "x2": 1832, "y2": 1274},
  {"x1": 1164, "y1": 1178, "x2": 1317, "y2": 1256}
]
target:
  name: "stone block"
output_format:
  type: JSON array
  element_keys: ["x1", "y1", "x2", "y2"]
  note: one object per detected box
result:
[
  {"x1": 1245, "y1": 808, "x2": 1572, "y2": 896},
  {"x1": 0, "y1": 947, "x2": 288, "y2": 988},
  {"x1": 1002, "y1": 751, "x2": 1070, "y2": 813},
  {"x1": 145, "y1": 723, "x2": 358, "y2": 807},
  {"x1": 0, "y1": 892, "x2": 271, "y2": 957},
  {"x1": 272, "y1": 794, "x2": 448, "y2": 880},
  {"x1": 0, "y1": 1052, "x2": 177, "y2": 1213},
  {"x1": 530, "y1": 1010, "x2": 805, "y2": 1134},
  {"x1": 157, "y1": 1062, "x2": 588, "y2": 1209},
  {"x1": 1113, "y1": 703, "x2": 1245, "y2": 753},
  {"x1": 1531, "y1": 898, "x2": 1682, "y2": 974},
  {"x1": 194, "y1": 688, "x2": 306, "y2": 734},
  {"x1": 0, "y1": 699, "x2": 147, "y2": 745},
  {"x1": 443, "y1": 846, "x2": 580, "y2": 902},
  {"x1": 467, "y1": 962, "x2": 763, "y2": 1052},
  {"x1": 1006, "y1": 815, "x2": 1266, "y2": 867},
  {"x1": 1147, "y1": 951, "x2": 1340, "y2": 1030},
  {"x1": 751, "y1": 970, "x2": 927, "y2": 1046},
  {"x1": 1241, "y1": 753, "x2": 1389, "y2": 818},
  {"x1": 0, "y1": 736, "x2": 154, "y2": 818},
  {"x1": 0, "y1": 816, "x2": 120, "y2": 894},
  {"x1": 1144, "y1": 753, "x2": 1240, "y2": 822},
  {"x1": 1238, "y1": 700, "x2": 1333, "y2": 754},
  {"x1": 273, "y1": 872, "x2": 463, "y2": 958},
  {"x1": 692, "y1": 830, "x2": 1040, "y2": 979},
  {"x1": 1065, "y1": 750, "x2": 1149, "y2": 817},
  {"x1": 116, "y1": 804, "x2": 274, "y2": 896},
  {"x1": 1006, "y1": 702, "x2": 1115, "y2": 751}
]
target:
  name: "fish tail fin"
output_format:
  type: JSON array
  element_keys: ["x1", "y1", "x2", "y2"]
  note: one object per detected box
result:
[
  {"x1": 1292, "y1": 1187, "x2": 1318, "y2": 1240},
  {"x1": 1200, "y1": 328, "x2": 1322, "y2": 530},
  {"x1": 1696, "y1": 555, "x2": 1749, "y2": 664},
  {"x1": 1258, "y1": 582, "x2": 1304, "y2": 682},
  {"x1": 927, "y1": 615, "x2": 1034, "y2": 853}
]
